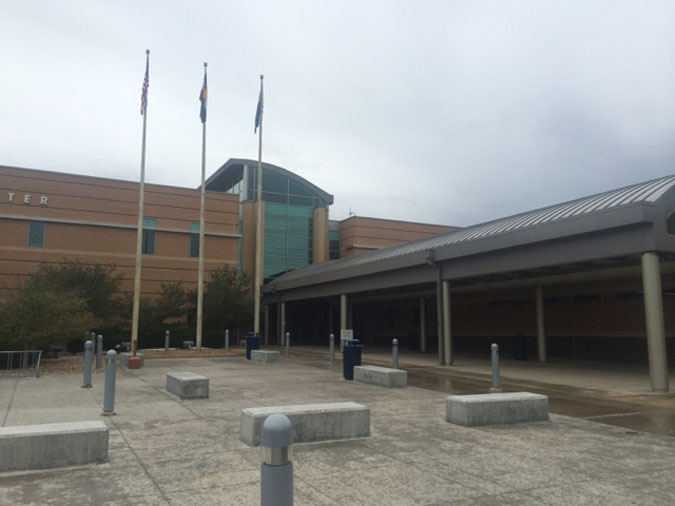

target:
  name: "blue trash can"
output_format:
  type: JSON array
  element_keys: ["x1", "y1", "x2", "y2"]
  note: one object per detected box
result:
[
  {"x1": 246, "y1": 332, "x2": 260, "y2": 360},
  {"x1": 343, "y1": 339, "x2": 363, "y2": 380}
]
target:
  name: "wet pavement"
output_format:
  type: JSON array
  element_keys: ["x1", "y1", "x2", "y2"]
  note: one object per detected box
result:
[{"x1": 287, "y1": 347, "x2": 675, "y2": 438}]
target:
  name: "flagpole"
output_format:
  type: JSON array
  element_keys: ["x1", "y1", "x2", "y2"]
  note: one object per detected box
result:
[
  {"x1": 131, "y1": 49, "x2": 150, "y2": 359},
  {"x1": 196, "y1": 62, "x2": 208, "y2": 350},
  {"x1": 253, "y1": 75, "x2": 264, "y2": 335}
]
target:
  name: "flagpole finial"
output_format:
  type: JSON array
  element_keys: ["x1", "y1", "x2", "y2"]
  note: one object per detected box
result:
[
  {"x1": 260, "y1": 74, "x2": 264, "y2": 80},
  {"x1": 145, "y1": 49, "x2": 150, "y2": 55},
  {"x1": 204, "y1": 62, "x2": 208, "y2": 68}
]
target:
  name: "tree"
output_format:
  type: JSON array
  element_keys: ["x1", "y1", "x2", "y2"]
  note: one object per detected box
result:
[
  {"x1": 202, "y1": 264, "x2": 253, "y2": 332},
  {"x1": 128, "y1": 283, "x2": 187, "y2": 340},
  {"x1": 26, "y1": 261, "x2": 123, "y2": 326},
  {"x1": 0, "y1": 291, "x2": 96, "y2": 350}
]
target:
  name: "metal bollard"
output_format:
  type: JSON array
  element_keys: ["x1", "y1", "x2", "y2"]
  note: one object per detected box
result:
[
  {"x1": 285, "y1": 332, "x2": 290, "y2": 357},
  {"x1": 329, "y1": 334, "x2": 335, "y2": 363},
  {"x1": 260, "y1": 413, "x2": 293, "y2": 506},
  {"x1": 102, "y1": 350, "x2": 117, "y2": 415},
  {"x1": 490, "y1": 343, "x2": 502, "y2": 392},
  {"x1": 96, "y1": 334, "x2": 103, "y2": 369},
  {"x1": 225, "y1": 329, "x2": 230, "y2": 350},
  {"x1": 82, "y1": 340, "x2": 94, "y2": 388},
  {"x1": 164, "y1": 330, "x2": 170, "y2": 353},
  {"x1": 392, "y1": 338, "x2": 399, "y2": 370}
]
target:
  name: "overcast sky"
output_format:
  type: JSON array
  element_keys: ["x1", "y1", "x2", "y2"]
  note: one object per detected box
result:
[{"x1": 1, "y1": 0, "x2": 674, "y2": 226}]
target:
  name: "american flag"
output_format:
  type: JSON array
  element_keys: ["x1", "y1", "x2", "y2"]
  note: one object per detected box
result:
[{"x1": 140, "y1": 52, "x2": 149, "y2": 116}]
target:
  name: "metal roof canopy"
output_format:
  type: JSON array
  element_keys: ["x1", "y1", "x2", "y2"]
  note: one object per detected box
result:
[
  {"x1": 263, "y1": 176, "x2": 675, "y2": 302},
  {"x1": 203, "y1": 158, "x2": 334, "y2": 205}
]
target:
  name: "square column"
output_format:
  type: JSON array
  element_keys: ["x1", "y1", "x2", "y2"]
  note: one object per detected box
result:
[
  {"x1": 535, "y1": 285, "x2": 546, "y2": 363},
  {"x1": 340, "y1": 294, "x2": 348, "y2": 331},
  {"x1": 280, "y1": 302, "x2": 286, "y2": 346},
  {"x1": 442, "y1": 280, "x2": 452, "y2": 365},
  {"x1": 641, "y1": 252, "x2": 669, "y2": 392},
  {"x1": 419, "y1": 297, "x2": 427, "y2": 353}
]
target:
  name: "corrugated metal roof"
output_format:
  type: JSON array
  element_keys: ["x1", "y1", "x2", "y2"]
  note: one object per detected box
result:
[{"x1": 270, "y1": 175, "x2": 675, "y2": 285}]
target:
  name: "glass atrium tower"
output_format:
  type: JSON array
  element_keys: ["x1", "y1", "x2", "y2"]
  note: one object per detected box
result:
[{"x1": 205, "y1": 158, "x2": 333, "y2": 282}]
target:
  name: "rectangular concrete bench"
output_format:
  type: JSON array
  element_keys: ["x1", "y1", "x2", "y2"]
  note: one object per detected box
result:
[
  {"x1": 251, "y1": 350, "x2": 279, "y2": 363},
  {"x1": 354, "y1": 365, "x2": 407, "y2": 388},
  {"x1": 120, "y1": 352, "x2": 144, "y2": 369},
  {"x1": 0, "y1": 421, "x2": 109, "y2": 471},
  {"x1": 445, "y1": 392, "x2": 549, "y2": 427},
  {"x1": 240, "y1": 402, "x2": 370, "y2": 447},
  {"x1": 166, "y1": 372, "x2": 209, "y2": 399}
]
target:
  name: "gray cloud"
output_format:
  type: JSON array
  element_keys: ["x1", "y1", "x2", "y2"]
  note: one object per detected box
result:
[{"x1": 1, "y1": 0, "x2": 673, "y2": 227}]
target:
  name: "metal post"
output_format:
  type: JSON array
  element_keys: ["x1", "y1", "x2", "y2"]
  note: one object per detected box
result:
[
  {"x1": 285, "y1": 332, "x2": 290, "y2": 357},
  {"x1": 102, "y1": 350, "x2": 117, "y2": 415},
  {"x1": 82, "y1": 340, "x2": 94, "y2": 388},
  {"x1": 329, "y1": 334, "x2": 335, "y2": 363},
  {"x1": 225, "y1": 329, "x2": 230, "y2": 350},
  {"x1": 164, "y1": 330, "x2": 170, "y2": 353},
  {"x1": 392, "y1": 338, "x2": 399, "y2": 370},
  {"x1": 490, "y1": 343, "x2": 502, "y2": 392},
  {"x1": 95, "y1": 334, "x2": 103, "y2": 369},
  {"x1": 260, "y1": 413, "x2": 293, "y2": 506}
]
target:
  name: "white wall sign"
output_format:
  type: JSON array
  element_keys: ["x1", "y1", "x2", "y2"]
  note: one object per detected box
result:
[{"x1": 6, "y1": 192, "x2": 48, "y2": 206}]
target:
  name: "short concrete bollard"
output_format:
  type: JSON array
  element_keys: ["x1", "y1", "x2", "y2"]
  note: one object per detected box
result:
[
  {"x1": 329, "y1": 333, "x2": 335, "y2": 363},
  {"x1": 95, "y1": 334, "x2": 103, "y2": 369},
  {"x1": 490, "y1": 343, "x2": 502, "y2": 392},
  {"x1": 82, "y1": 340, "x2": 94, "y2": 388},
  {"x1": 225, "y1": 329, "x2": 230, "y2": 350},
  {"x1": 392, "y1": 338, "x2": 399, "y2": 370},
  {"x1": 164, "y1": 330, "x2": 170, "y2": 353},
  {"x1": 285, "y1": 332, "x2": 290, "y2": 357},
  {"x1": 260, "y1": 413, "x2": 293, "y2": 506},
  {"x1": 102, "y1": 350, "x2": 117, "y2": 415}
]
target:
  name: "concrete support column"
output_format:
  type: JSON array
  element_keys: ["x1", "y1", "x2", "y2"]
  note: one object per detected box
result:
[
  {"x1": 340, "y1": 294, "x2": 347, "y2": 331},
  {"x1": 442, "y1": 280, "x2": 452, "y2": 365},
  {"x1": 280, "y1": 302, "x2": 286, "y2": 347},
  {"x1": 535, "y1": 285, "x2": 547, "y2": 363},
  {"x1": 419, "y1": 297, "x2": 426, "y2": 353},
  {"x1": 641, "y1": 252, "x2": 669, "y2": 392},
  {"x1": 264, "y1": 305, "x2": 270, "y2": 345}
]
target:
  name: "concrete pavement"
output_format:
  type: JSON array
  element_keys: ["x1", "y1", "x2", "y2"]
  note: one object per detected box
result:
[{"x1": 1, "y1": 354, "x2": 675, "y2": 505}]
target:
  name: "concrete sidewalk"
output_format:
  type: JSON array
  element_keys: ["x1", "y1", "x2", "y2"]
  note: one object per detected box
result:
[{"x1": 1, "y1": 355, "x2": 675, "y2": 505}]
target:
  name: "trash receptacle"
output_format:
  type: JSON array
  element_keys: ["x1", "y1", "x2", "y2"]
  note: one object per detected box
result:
[
  {"x1": 343, "y1": 339, "x2": 363, "y2": 380},
  {"x1": 246, "y1": 332, "x2": 260, "y2": 360},
  {"x1": 512, "y1": 333, "x2": 528, "y2": 361}
]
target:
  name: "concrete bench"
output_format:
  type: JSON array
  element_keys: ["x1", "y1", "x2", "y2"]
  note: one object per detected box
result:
[
  {"x1": 120, "y1": 352, "x2": 144, "y2": 369},
  {"x1": 445, "y1": 392, "x2": 549, "y2": 427},
  {"x1": 0, "y1": 421, "x2": 109, "y2": 471},
  {"x1": 240, "y1": 402, "x2": 370, "y2": 447},
  {"x1": 166, "y1": 372, "x2": 209, "y2": 399},
  {"x1": 251, "y1": 350, "x2": 279, "y2": 363},
  {"x1": 354, "y1": 365, "x2": 407, "y2": 388},
  {"x1": 182, "y1": 341, "x2": 194, "y2": 349}
]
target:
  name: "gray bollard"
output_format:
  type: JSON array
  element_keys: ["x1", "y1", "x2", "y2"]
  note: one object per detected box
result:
[
  {"x1": 96, "y1": 334, "x2": 103, "y2": 369},
  {"x1": 329, "y1": 334, "x2": 335, "y2": 363},
  {"x1": 102, "y1": 350, "x2": 117, "y2": 415},
  {"x1": 225, "y1": 329, "x2": 230, "y2": 350},
  {"x1": 260, "y1": 413, "x2": 293, "y2": 506},
  {"x1": 164, "y1": 330, "x2": 170, "y2": 353},
  {"x1": 490, "y1": 343, "x2": 502, "y2": 392},
  {"x1": 285, "y1": 332, "x2": 290, "y2": 357},
  {"x1": 82, "y1": 340, "x2": 94, "y2": 388},
  {"x1": 392, "y1": 338, "x2": 399, "y2": 370}
]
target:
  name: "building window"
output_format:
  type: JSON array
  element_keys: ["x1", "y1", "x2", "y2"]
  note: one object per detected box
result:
[
  {"x1": 28, "y1": 221, "x2": 45, "y2": 248},
  {"x1": 142, "y1": 217, "x2": 156, "y2": 255},
  {"x1": 667, "y1": 211, "x2": 675, "y2": 235},
  {"x1": 190, "y1": 222, "x2": 200, "y2": 258},
  {"x1": 329, "y1": 229, "x2": 340, "y2": 260}
]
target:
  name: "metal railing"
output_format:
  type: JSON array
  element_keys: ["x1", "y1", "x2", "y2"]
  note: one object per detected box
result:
[{"x1": 0, "y1": 350, "x2": 42, "y2": 378}]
